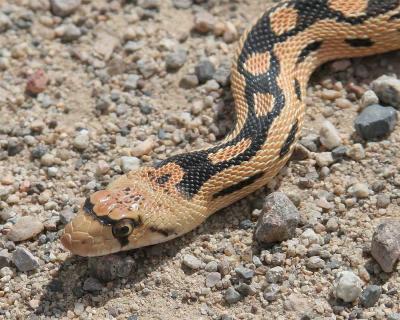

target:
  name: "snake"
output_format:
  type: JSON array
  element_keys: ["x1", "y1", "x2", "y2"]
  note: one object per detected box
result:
[{"x1": 61, "y1": 0, "x2": 400, "y2": 257}]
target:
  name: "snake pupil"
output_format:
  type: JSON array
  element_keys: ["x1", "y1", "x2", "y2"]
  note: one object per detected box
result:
[{"x1": 112, "y1": 219, "x2": 134, "y2": 238}]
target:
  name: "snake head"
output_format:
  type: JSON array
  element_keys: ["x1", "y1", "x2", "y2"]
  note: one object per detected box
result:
[{"x1": 61, "y1": 173, "x2": 189, "y2": 256}]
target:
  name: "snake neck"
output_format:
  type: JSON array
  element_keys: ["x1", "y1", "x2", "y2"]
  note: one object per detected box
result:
[{"x1": 153, "y1": 0, "x2": 400, "y2": 216}]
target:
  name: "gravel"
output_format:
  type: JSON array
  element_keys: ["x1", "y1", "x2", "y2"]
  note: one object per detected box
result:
[
  {"x1": 195, "y1": 59, "x2": 216, "y2": 84},
  {"x1": 371, "y1": 75, "x2": 400, "y2": 108},
  {"x1": 224, "y1": 287, "x2": 242, "y2": 304},
  {"x1": 360, "y1": 285, "x2": 382, "y2": 308},
  {"x1": 182, "y1": 254, "x2": 202, "y2": 270},
  {"x1": 50, "y1": 0, "x2": 81, "y2": 17}
]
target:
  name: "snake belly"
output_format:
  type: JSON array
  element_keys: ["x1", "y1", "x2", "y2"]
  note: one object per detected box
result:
[{"x1": 61, "y1": 0, "x2": 400, "y2": 257}]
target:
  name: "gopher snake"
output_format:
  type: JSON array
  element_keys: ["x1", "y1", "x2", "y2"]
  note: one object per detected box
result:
[{"x1": 62, "y1": 0, "x2": 400, "y2": 256}]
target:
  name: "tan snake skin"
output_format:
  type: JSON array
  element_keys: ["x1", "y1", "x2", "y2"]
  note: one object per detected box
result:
[{"x1": 61, "y1": 0, "x2": 400, "y2": 256}]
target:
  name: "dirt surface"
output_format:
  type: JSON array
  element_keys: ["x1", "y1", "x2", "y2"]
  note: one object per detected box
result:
[{"x1": 0, "y1": 0, "x2": 399, "y2": 319}]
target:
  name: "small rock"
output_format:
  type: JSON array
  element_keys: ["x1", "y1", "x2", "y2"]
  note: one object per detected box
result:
[
  {"x1": 254, "y1": 192, "x2": 299, "y2": 244},
  {"x1": 319, "y1": 120, "x2": 342, "y2": 150},
  {"x1": 213, "y1": 62, "x2": 231, "y2": 86},
  {"x1": 195, "y1": 59, "x2": 215, "y2": 84},
  {"x1": 62, "y1": 24, "x2": 81, "y2": 42},
  {"x1": 235, "y1": 266, "x2": 254, "y2": 280},
  {"x1": 12, "y1": 247, "x2": 40, "y2": 272},
  {"x1": 60, "y1": 207, "x2": 75, "y2": 224},
  {"x1": 83, "y1": 277, "x2": 103, "y2": 292},
  {"x1": 124, "y1": 74, "x2": 140, "y2": 91},
  {"x1": 266, "y1": 266, "x2": 284, "y2": 283},
  {"x1": 321, "y1": 89, "x2": 342, "y2": 100},
  {"x1": 205, "y1": 272, "x2": 221, "y2": 288},
  {"x1": 335, "y1": 98, "x2": 353, "y2": 109},
  {"x1": 50, "y1": 0, "x2": 81, "y2": 17},
  {"x1": 315, "y1": 152, "x2": 334, "y2": 167},
  {"x1": 137, "y1": 57, "x2": 158, "y2": 78},
  {"x1": 354, "y1": 104, "x2": 397, "y2": 140},
  {"x1": 172, "y1": 0, "x2": 192, "y2": 9},
  {"x1": 388, "y1": 314, "x2": 400, "y2": 320},
  {"x1": 376, "y1": 194, "x2": 390, "y2": 208},
  {"x1": 26, "y1": 69, "x2": 48, "y2": 94},
  {"x1": 348, "y1": 183, "x2": 369, "y2": 198},
  {"x1": 205, "y1": 261, "x2": 218, "y2": 272},
  {"x1": 235, "y1": 283, "x2": 256, "y2": 296},
  {"x1": 371, "y1": 219, "x2": 400, "y2": 272},
  {"x1": 333, "y1": 271, "x2": 362, "y2": 302},
  {"x1": 306, "y1": 256, "x2": 325, "y2": 270},
  {"x1": 165, "y1": 49, "x2": 187, "y2": 71},
  {"x1": 331, "y1": 145, "x2": 348, "y2": 160},
  {"x1": 224, "y1": 287, "x2": 241, "y2": 304},
  {"x1": 194, "y1": 11, "x2": 215, "y2": 33},
  {"x1": 223, "y1": 22, "x2": 238, "y2": 43},
  {"x1": 7, "y1": 216, "x2": 44, "y2": 242},
  {"x1": 371, "y1": 75, "x2": 400, "y2": 108},
  {"x1": 326, "y1": 217, "x2": 339, "y2": 232},
  {"x1": 94, "y1": 32, "x2": 119, "y2": 61},
  {"x1": 360, "y1": 285, "x2": 381, "y2": 308},
  {"x1": 131, "y1": 138, "x2": 155, "y2": 157},
  {"x1": 0, "y1": 249, "x2": 11, "y2": 268},
  {"x1": 120, "y1": 156, "x2": 140, "y2": 173},
  {"x1": 347, "y1": 143, "x2": 365, "y2": 161},
  {"x1": 137, "y1": 0, "x2": 160, "y2": 9},
  {"x1": 180, "y1": 74, "x2": 199, "y2": 89},
  {"x1": 182, "y1": 254, "x2": 202, "y2": 270},
  {"x1": 0, "y1": 12, "x2": 12, "y2": 32},
  {"x1": 284, "y1": 294, "x2": 310, "y2": 314},
  {"x1": 73, "y1": 133, "x2": 90, "y2": 150},
  {"x1": 263, "y1": 284, "x2": 280, "y2": 301},
  {"x1": 88, "y1": 255, "x2": 135, "y2": 281},
  {"x1": 330, "y1": 59, "x2": 351, "y2": 72},
  {"x1": 360, "y1": 90, "x2": 379, "y2": 109}
]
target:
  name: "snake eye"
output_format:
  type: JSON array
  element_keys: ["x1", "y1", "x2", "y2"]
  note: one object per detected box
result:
[{"x1": 112, "y1": 219, "x2": 134, "y2": 238}]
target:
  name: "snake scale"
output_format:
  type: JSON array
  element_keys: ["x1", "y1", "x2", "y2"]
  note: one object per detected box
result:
[{"x1": 61, "y1": 0, "x2": 400, "y2": 257}]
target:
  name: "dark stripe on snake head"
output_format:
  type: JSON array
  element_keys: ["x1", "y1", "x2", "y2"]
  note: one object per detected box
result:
[
  {"x1": 212, "y1": 171, "x2": 264, "y2": 198},
  {"x1": 150, "y1": 226, "x2": 176, "y2": 237},
  {"x1": 345, "y1": 38, "x2": 374, "y2": 47},
  {"x1": 294, "y1": 78, "x2": 302, "y2": 101},
  {"x1": 83, "y1": 197, "x2": 114, "y2": 226},
  {"x1": 279, "y1": 120, "x2": 299, "y2": 158},
  {"x1": 297, "y1": 40, "x2": 323, "y2": 64}
]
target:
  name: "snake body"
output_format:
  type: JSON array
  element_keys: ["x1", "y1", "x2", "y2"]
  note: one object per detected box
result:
[{"x1": 61, "y1": 0, "x2": 400, "y2": 257}]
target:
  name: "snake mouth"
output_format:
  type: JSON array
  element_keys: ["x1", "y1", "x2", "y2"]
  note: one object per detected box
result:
[{"x1": 60, "y1": 211, "x2": 120, "y2": 257}]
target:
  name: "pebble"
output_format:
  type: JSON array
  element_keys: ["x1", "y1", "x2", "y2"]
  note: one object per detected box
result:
[
  {"x1": 360, "y1": 285, "x2": 381, "y2": 308},
  {"x1": 131, "y1": 138, "x2": 155, "y2": 157},
  {"x1": 371, "y1": 219, "x2": 400, "y2": 273},
  {"x1": 333, "y1": 271, "x2": 362, "y2": 302},
  {"x1": 73, "y1": 132, "x2": 90, "y2": 150},
  {"x1": 360, "y1": 90, "x2": 379, "y2": 109},
  {"x1": 182, "y1": 254, "x2": 202, "y2": 270},
  {"x1": 165, "y1": 49, "x2": 187, "y2": 71},
  {"x1": 224, "y1": 287, "x2": 241, "y2": 304},
  {"x1": 205, "y1": 261, "x2": 218, "y2": 272},
  {"x1": 124, "y1": 74, "x2": 140, "y2": 91},
  {"x1": 138, "y1": 0, "x2": 160, "y2": 9},
  {"x1": 335, "y1": 97, "x2": 353, "y2": 109},
  {"x1": 263, "y1": 284, "x2": 280, "y2": 301},
  {"x1": 354, "y1": 104, "x2": 397, "y2": 140},
  {"x1": 319, "y1": 120, "x2": 342, "y2": 150},
  {"x1": 137, "y1": 57, "x2": 158, "y2": 78},
  {"x1": 62, "y1": 24, "x2": 81, "y2": 42},
  {"x1": 7, "y1": 216, "x2": 44, "y2": 242},
  {"x1": 88, "y1": 255, "x2": 135, "y2": 281},
  {"x1": 120, "y1": 156, "x2": 141, "y2": 173},
  {"x1": 306, "y1": 256, "x2": 325, "y2": 270},
  {"x1": 0, "y1": 12, "x2": 12, "y2": 32},
  {"x1": 193, "y1": 11, "x2": 215, "y2": 33},
  {"x1": 195, "y1": 59, "x2": 216, "y2": 84},
  {"x1": 60, "y1": 207, "x2": 75, "y2": 224},
  {"x1": 347, "y1": 143, "x2": 365, "y2": 161},
  {"x1": 12, "y1": 247, "x2": 40, "y2": 272},
  {"x1": 321, "y1": 89, "x2": 342, "y2": 100},
  {"x1": 173, "y1": 0, "x2": 192, "y2": 9},
  {"x1": 283, "y1": 294, "x2": 310, "y2": 314},
  {"x1": 26, "y1": 69, "x2": 48, "y2": 95},
  {"x1": 0, "y1": 249, "x2": 11, "y2": 268},
  {"x1": 266, "y1": 266, "x2": 284, "y2": 283},
  {"x1": 205, "y1": 272, "x2": 221, "y2": 288},
  {"x1": 94, "y1": 32, "x2": 119, "y2": 61},
  {"x1": 348, "y1": 183, "x2": 370, "y2": 198},
  {"x1": 371, "y1": 75, "x2": 400, "y2": 108},
  {"x1": 389, "y1": 314, "x2": 400, "y2": 320},
  {"x1": 50, "y1": 0, "x2": 81, "y2": 17},
  {"x1": 376, "y1": 194, "x2": 390, "y2": 208},
  {"x1": 83, "y1": 277, "x2": 103, "y2": 292},
  {"x1": 254, "y1": 192, "x2": 299, "y2": 244},
  {"x1": 315, "y1": 152, "x2": 334, "y2": 167},
  {"x1": 234, "y1": 266, "x2": 254, "y2": 280},
  {"x1": 180, "y1": 74, "x2": 199, "y2": 88}
]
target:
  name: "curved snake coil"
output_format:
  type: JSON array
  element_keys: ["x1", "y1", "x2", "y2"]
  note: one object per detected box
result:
[{"x1": 61, "y1": 0, "x2": 400, "y2": 257}]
